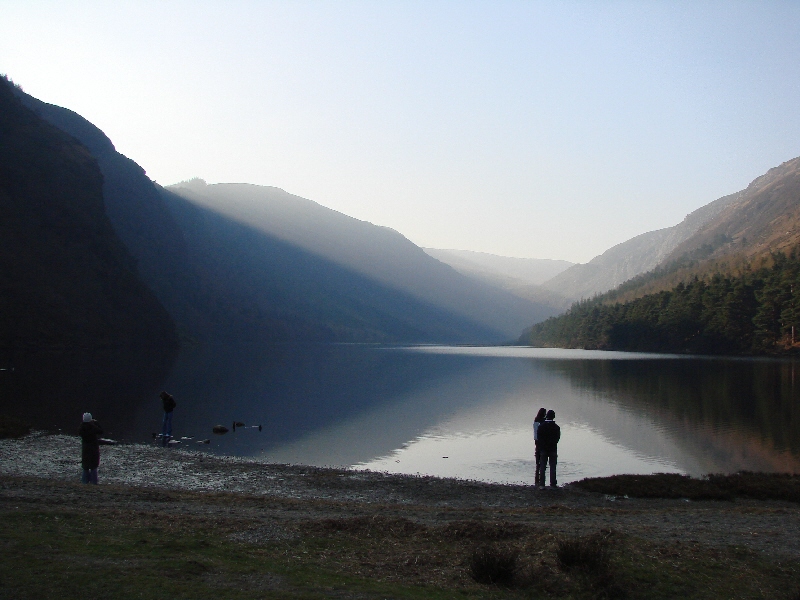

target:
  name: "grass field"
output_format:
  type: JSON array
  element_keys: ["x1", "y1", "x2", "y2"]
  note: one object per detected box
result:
[{"x1": 3, "y1": 478, "x2": 800, "y2": 599}]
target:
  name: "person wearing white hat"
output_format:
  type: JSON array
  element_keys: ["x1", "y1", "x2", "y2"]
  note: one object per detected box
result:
[{"x1": 79, "y1": 412, "x2": 103, "y2": 484}]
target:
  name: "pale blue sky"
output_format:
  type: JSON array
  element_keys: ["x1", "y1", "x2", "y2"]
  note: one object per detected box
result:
[{"x1": 3, "y1": 1, "x2": 800, "y2": 263}]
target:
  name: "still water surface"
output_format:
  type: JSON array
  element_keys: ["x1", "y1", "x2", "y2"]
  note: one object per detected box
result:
[{"x1": 124, "y1": 344, "x2": 800, "y2": 485}]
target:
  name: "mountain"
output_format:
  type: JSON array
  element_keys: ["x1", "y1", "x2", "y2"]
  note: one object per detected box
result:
[
  {"x1": 166, "y1": 180, "x2": 559, "y2": 341},
  {"x1": 541, "y1": 189, "x2": 744, "y2": 301},
  {"x1": 422, "y1": 248, "x2": 573, "y2": 309},
  {"x1": 14, "y1": 85, "x2": 555, "y2": 344},
  {"x1": 422, "y1": 249, "x2": 573, "y2": 286},
  {"x1": 520, "y1": 156, "x2": 800, "y2": 355},
  {"x1": 12, "y1": 85, "x2": 205, "y2": 341},
  {"x1": 157, "y1": 184, "x2": 511, "y2": 342},
  {"x1": 0, "y1": 76, "x2": 177, "y2": 355},
  {"x1": 663, "y1": 157, "x2": 800, "y2": 265},
  {"x1": 0, "y1": 76, "x2": 179, "y2": 428}
]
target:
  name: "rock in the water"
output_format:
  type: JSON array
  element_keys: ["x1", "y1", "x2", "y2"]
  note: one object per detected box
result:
[{"x1": 212, "y1": 425, "x2": 229, "y2": 435}]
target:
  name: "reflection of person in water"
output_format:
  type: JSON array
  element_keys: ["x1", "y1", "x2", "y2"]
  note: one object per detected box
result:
[
  {"x1": 160, "y1": 391, "x2": 176, "y2": 447},
  {"x1": 79, "y1": 412, "x2": 103, "y2": 484},
  {"x1": 533, "y1": 407, "x2": 547, "y2": 487}
]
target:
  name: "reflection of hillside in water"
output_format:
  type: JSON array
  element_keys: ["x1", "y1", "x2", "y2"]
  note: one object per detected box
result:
[
  {"x1": 0, "y1": 348, "x2": 171, "y2": 439},
  {"x1": 128, "y1": 342, "x2": 479, "y2": 455},
  {"x1": 538, "y1": 357, "x2": 800, "y2": 474}
]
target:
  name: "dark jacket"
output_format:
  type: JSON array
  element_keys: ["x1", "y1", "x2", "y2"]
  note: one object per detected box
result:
[
  {"x1": 79, "y1": 420, "x2": 103, "y2": 469},
  {"x1": 537, "y1": 419, "x2": 560, "y2": 453},
  {"x1": 162, "y1": 393, "x2": 176, "y2": 413}
]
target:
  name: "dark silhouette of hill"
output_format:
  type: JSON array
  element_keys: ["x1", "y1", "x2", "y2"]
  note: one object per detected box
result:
[
  {"x1": 167, "y1": 181, "x2": 557, "y2": 341},
  {"x1": 14, "y1": 86, "x2": 553, "y2": 343},
  {"x1": 0, "y1": 76, "x2": 179, "y2": 429},
  {"x1": 0, "y1": 76, "x2": 177, "y2": 355},
  {"x1": 12, "y1": 86, "x2": 204, "y2": 340}
]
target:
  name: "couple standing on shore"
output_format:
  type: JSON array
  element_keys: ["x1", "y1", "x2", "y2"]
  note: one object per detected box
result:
[{"x1": 533, "y1": 408, "x2": 560, "y2": 489}]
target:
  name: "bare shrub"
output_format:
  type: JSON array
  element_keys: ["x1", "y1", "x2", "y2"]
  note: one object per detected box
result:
[
  {"x1": 469, "y1": 545, "x2": 518, "y2": 586},
  {"x1": 556, "y1": 532, "x2": 611, "y2": 573}
]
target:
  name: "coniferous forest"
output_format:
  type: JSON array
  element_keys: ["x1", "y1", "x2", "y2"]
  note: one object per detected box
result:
[{"x1": 520, "y1": 251, "x2": 800, "y2": 355}]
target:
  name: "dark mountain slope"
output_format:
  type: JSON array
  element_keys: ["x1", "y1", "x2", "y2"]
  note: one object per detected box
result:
[
  {"x1": 169, "y1": 181, "x2": 558, "y2": 339},
  {"x1": 0, "y1": 76, "x2": 178, "y2": 429},
  {"x1": 12, "y1": 87, "x2": 202, "y2": 338},
  {"x1": 0, "y1": 76, "x2": 177, "y2": 354}
]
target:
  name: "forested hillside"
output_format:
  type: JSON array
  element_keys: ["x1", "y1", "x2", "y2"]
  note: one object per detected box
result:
[{"x1": 521, "y1": 251, "x2": 800, "y2": 355}]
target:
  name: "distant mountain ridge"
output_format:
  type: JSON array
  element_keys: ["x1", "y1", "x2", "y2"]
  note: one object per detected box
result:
[{"x1": 422, "y1": 248, "x2": 573, "y2": 309}]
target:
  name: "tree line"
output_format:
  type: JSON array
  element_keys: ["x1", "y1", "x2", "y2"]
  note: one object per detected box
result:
[{"x1": 521, "y1": 251, "x2": 800, "y2": 355}]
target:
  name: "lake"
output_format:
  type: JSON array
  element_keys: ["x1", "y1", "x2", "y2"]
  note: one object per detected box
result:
[
  {"x1": 127, "y1": 344, "x2": 800, "y2": 485},
  {"x1": 8, "y1": 344, "x2": 800, "y2": 485}
]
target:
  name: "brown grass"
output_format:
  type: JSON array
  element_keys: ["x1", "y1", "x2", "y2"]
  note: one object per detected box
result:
[{"x1": 572, "y1": 472, "x2": 800, "y2": 503}]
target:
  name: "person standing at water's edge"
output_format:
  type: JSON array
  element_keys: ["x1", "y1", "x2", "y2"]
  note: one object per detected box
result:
[
  {"x1": 160, "y1": 391, "x2": 176, "y2": 447},
  {"x1": 537, "y1": 410, "x2": 560, "y2": 489},
  {"x1": 533, "y1": 407, "x2": 546, "y2": 487},
  {"x1": 79, "y1": 413, "x2": 102, "y2": 484}
]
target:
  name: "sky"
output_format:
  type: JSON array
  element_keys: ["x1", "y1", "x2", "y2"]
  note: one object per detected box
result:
[{"x1": 3, "y1": 1, "x2": 800, "y2": 263}]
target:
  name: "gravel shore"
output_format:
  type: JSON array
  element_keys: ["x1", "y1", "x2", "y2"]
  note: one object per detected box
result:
[{"x1": 3, "y1": 432, "x2": 800, "y2": 560}]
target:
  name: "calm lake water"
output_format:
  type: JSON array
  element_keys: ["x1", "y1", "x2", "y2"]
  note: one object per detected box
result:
[{"x1": 121, "y1": 344, "x2": 800, "y2": 485}]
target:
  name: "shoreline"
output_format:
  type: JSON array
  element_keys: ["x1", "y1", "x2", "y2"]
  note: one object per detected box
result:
[
  {"x1": 2, "y1": 432, "x2": 800, "y2": 555},
  {"x1": 4, "y1": 432, "x2": 800, "y2": 597}
]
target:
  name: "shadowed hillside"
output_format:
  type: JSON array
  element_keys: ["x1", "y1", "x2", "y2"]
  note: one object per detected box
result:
[
  {"x1": 157, "y1": 186, "x2": 505, "y2": 343},
  {"x1": 168, "y1": 180, "x2": 558, "y2": 340},
  {"x1": 0, "y1": 76, "x2": 177, "y2": 355},
  {"x1": 14, "y1": 86, "x2": 552, "y2": 344},
  {"x1": 0, "y1": 76, "x2": 179, "y2": 429}
]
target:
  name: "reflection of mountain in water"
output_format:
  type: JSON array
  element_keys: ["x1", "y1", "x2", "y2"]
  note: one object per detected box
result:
[
  {"x1": 3, "y1": 349, "x2": 171, "y2": 438},
  {"x1": 538, "y1": 357, "x2": 800, "y2": 474},
  {"x1": 127, "y1": 342, "x2": 480, "y2": 455}
]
